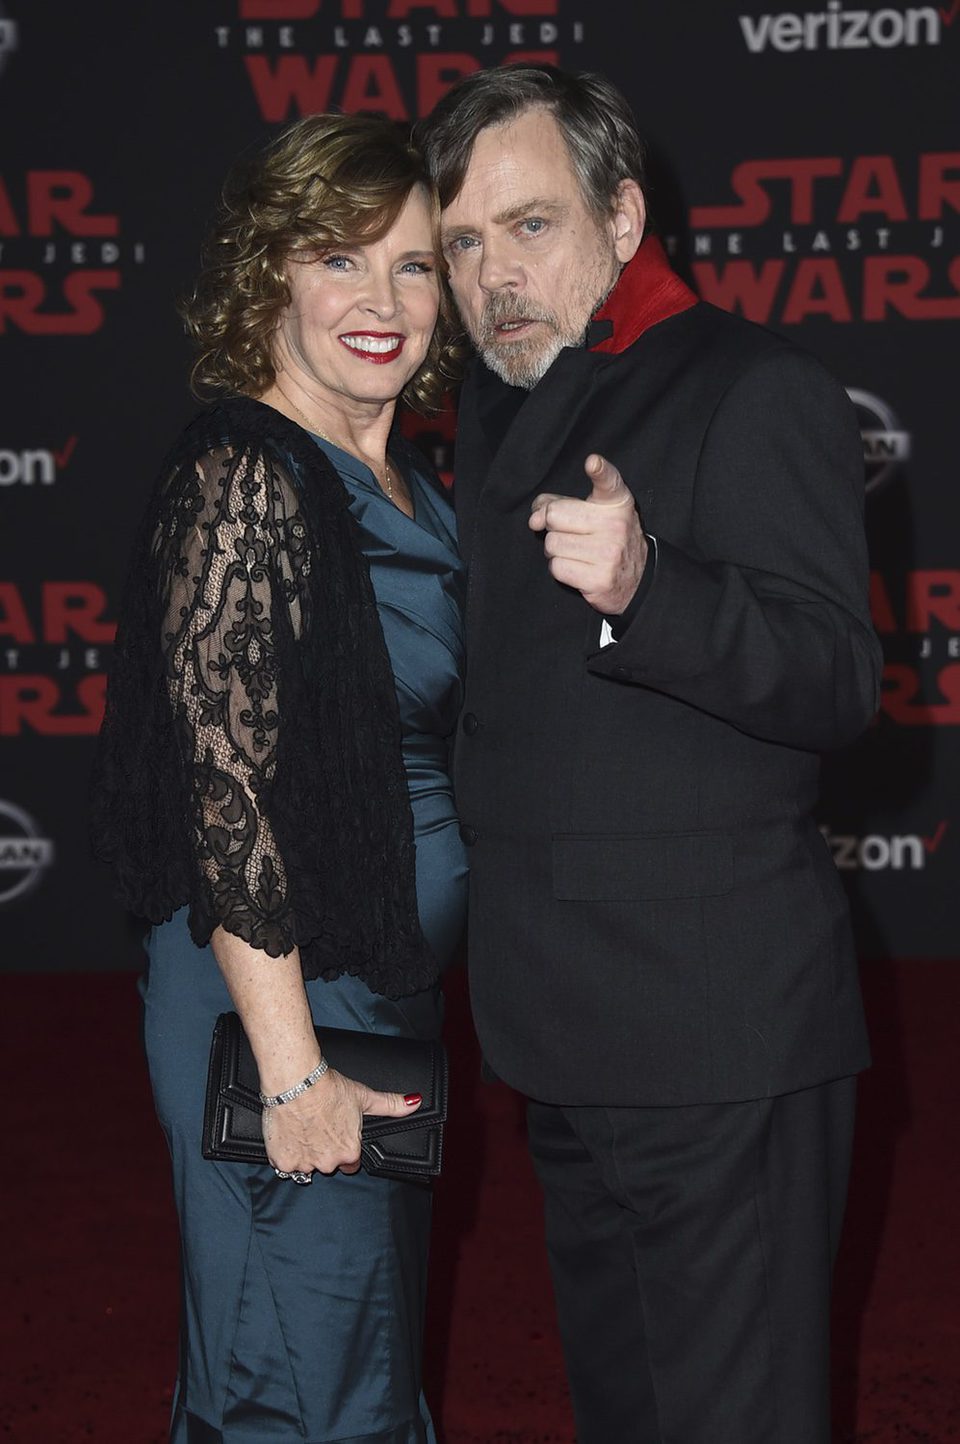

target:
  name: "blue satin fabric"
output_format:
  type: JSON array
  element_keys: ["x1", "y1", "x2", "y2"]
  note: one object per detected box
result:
[
  {"x1": 143, "y1": 438, "x2": 466, "y2": 1442},
  {"x1": 323, "y1": 432, "x2": 468, "y2": 964}
]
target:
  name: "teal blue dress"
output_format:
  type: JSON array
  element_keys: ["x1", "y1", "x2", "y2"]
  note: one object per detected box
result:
[{"x1": 142, "y1": 433, "x2": 467, "y2": 1443}]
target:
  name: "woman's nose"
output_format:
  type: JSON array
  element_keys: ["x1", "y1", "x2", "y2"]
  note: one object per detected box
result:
[{"x1": 359, "y1": 271, "x2": 401, "y2": 318}]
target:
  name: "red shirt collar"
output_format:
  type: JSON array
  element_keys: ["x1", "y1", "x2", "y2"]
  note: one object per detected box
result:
[{"x1": 588, "y1": 235, "x2": 698, "y2": 355}]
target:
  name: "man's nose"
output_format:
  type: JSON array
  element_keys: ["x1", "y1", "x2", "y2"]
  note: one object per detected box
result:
[{"x1": 477, "y1": 240, "x2": 521, "y2": 295}]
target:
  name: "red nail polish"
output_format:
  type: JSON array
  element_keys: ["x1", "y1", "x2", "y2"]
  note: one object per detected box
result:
[{"x1": 404, "y1": 1093, "x2": 422, "y2": 1106}]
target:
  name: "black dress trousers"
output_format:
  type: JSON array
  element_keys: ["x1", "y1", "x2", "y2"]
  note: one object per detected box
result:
[{"x1": 526, "y1": 1076, "x2": 857, "y2": 1444}]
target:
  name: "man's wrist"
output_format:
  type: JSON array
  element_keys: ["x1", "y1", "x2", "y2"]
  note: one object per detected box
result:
[{"x1": 605, "y1": 534, "x2": 658, "y2": 639}]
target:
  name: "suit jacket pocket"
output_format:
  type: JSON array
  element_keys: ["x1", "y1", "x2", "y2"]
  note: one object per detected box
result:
[{"x1": 552, "y1": 831, "x2": 734, "y2": 901}]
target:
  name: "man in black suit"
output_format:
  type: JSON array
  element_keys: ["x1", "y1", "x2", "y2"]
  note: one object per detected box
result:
[{"x1": 416, "y1": 65, "x2": 881, "y2": 1443}]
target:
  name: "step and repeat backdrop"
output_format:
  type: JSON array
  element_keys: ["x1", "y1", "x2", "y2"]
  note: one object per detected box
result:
[{"x1": 1, "y1": 1, "x2": 957, "y2": 969}]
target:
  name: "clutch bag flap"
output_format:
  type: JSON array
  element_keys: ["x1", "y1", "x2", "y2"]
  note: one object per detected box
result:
[{"x1": 202, "y1": 1010, "x2": 447, "y2": 1180}]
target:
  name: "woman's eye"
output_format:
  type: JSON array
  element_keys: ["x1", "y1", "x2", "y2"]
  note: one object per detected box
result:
[
  {"x1": 321, "y1": 254, "x2": 352, "y2": 271},
  {"x1": 401, "y1": 260, "x2": 434, "y2": 275}
]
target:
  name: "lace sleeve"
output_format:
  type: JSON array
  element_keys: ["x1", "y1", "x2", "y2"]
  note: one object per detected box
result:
[{"x1": 157, "y1": 441, "x2": 308, "y2": 955}]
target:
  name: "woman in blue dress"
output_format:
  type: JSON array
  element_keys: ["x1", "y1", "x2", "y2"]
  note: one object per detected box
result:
[{"x1": 91, "y1": 113, "x2": 467, "y2": 1442}]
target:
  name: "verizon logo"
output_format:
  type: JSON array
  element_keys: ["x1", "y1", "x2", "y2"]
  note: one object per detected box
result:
[
  {"x1": 740, "y1": 3, "x2": 945, "y2": 52},
  {"x1": 821, "y1": 821, "x2": 949, "y2": 871},
  {"x1": 0, "y1": 436, "x2": 78, "y2": 485}
]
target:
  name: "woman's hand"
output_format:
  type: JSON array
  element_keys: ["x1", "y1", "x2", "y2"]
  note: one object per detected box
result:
[
  {"x1": 208, "y1": 926, "x2": 420, "y2": 1179},
  {"x1": 263, "y1": 1068, "x2": 422, "y2": 1177}
]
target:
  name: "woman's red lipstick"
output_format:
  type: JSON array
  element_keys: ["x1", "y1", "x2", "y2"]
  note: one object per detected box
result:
[{"x1": 338, "y1": 332, "x2": 405, "y2": 364}]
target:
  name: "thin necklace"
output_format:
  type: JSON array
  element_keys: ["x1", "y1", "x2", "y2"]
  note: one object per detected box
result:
[{"x1": 274, "y1": 383, "x2": 396, "y2": 501}]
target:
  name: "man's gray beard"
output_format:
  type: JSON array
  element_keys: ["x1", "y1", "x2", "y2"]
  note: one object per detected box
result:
[
  {"x1": 478, "y1": 325, "x2": 569, "y2": 389},
  {"x1": 471, "y1": 269, "x2": 619, "y2": 391},
  {"x1": 479, "y1": 332, "x2": 568, "y2": 389},
  {"x1": 469, "y1": 294, "x2": 561, "y2": 389}
]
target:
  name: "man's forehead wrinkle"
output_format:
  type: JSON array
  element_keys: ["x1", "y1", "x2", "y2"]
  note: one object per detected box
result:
[
  {"x1": 458, "y1": 109, "x2": 572, "y2": 186},
  {"x1": 442, "y1": 138, "x2": 577, "y2": 232},
  {"x1": 441, "y1": 157, "x2": 512, "y2": 228}
]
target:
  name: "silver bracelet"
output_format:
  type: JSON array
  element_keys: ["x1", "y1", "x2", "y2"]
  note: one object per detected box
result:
[{"x1": 259, "y1": 1057, "x2": 328, "y2": 1109}]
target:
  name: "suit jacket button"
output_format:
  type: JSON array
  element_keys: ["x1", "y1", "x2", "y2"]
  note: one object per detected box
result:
[
  {"x1": 462, "y1": 712, "x2": 480, "y2": 735},
  {"x1": 459, "y1": 824, "x2": 479, "y2": 846}
]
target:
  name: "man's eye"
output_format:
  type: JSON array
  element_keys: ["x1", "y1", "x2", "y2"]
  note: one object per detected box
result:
[
  {"x1": 521, "y1": 218, "x2": 546, "y2": 235},
  {"x1": 447, "y1": 236, "x2": 478, "y2": 256}
]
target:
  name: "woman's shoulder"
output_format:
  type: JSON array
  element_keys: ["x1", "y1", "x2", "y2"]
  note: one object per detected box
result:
[
  {"x1": 169, "y1": 395, "x2": 305, "y2": 467},
  {"x1": 161, "y1": 396, "x2": 348, "y2": 516}
]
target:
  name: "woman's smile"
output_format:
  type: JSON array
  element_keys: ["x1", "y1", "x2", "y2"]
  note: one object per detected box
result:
[{"x1": 338, "y1": 331, "x2": 406, "y2": 364}]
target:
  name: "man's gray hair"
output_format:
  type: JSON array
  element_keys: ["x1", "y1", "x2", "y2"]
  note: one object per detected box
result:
[{"x1": 414, "y1": 63, "x2": 649, "y2": 223}]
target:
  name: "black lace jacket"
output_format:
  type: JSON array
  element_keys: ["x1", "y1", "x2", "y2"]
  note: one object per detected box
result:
[{"x1": 91, "y1": 396, "x2": 436, "y2": 998}]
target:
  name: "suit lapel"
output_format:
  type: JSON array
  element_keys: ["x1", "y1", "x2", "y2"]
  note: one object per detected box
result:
[{"x1": 455, "y1": 348, "x2": 602, "y2": 559}]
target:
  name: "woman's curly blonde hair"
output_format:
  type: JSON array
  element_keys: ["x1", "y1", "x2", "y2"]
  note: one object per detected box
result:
[{"x1": 181, "y1": 112, "x2": 464, "y2": 414}]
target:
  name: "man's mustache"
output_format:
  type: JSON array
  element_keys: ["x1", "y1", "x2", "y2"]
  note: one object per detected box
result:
[{"x1": 476, "y1": 294, "x2": 558, "y2": 343}]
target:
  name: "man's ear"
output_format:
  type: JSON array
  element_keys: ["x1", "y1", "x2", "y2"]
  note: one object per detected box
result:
[{"x1": 610, "y1": 179, "x2": 645, "y2": 263}]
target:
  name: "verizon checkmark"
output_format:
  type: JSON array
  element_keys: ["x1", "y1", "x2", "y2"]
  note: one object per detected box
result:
[
  {"x1": 940, "y1": 0, "x2": 960, "y2": 24},
  {"x1": 54, "y1": 435, "x2": 78, "y2": 468},
  {"x1": 922, "y1": 821, "x2": 949, "y2": 854}
]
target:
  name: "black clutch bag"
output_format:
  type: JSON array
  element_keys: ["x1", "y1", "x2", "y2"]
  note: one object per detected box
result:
[{"x1": 202, "y1": 1010, "x2": 447, "y2": 1182}]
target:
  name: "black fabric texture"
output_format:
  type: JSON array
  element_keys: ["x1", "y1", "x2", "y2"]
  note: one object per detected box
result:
[
  {"x1": 526, "y1": 1077, "x2": 857, "y2": 1443},
  {"x1": 90, "y1": 396, "x2": 435, "y2": 997}
]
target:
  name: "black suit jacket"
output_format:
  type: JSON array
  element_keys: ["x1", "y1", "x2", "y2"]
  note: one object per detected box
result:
[{"x1": 451, "y1": 240, "x2": 881, "y2": 1106}]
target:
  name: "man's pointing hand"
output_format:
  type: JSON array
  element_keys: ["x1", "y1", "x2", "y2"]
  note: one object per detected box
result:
[{"x1": 529, "y1": 453, "x2": 649, "y2": 616}]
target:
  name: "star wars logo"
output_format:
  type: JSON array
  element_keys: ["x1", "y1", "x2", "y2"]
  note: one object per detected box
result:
[
  {"x1": 214, "y1": 0, "x2": 584, "y2": 122},
  {"x1": 0, "y1": 171, "x2": 146, "y2": 335},
  {"x1": 871, "y1": 570, "x2": 960, "y2": 725},
  {"x1": 669, "y1": 154, "x2": 960, "y2": 326},
  {"x1": 0, "y1": 582, "x2": 114, "y2": 735}
]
